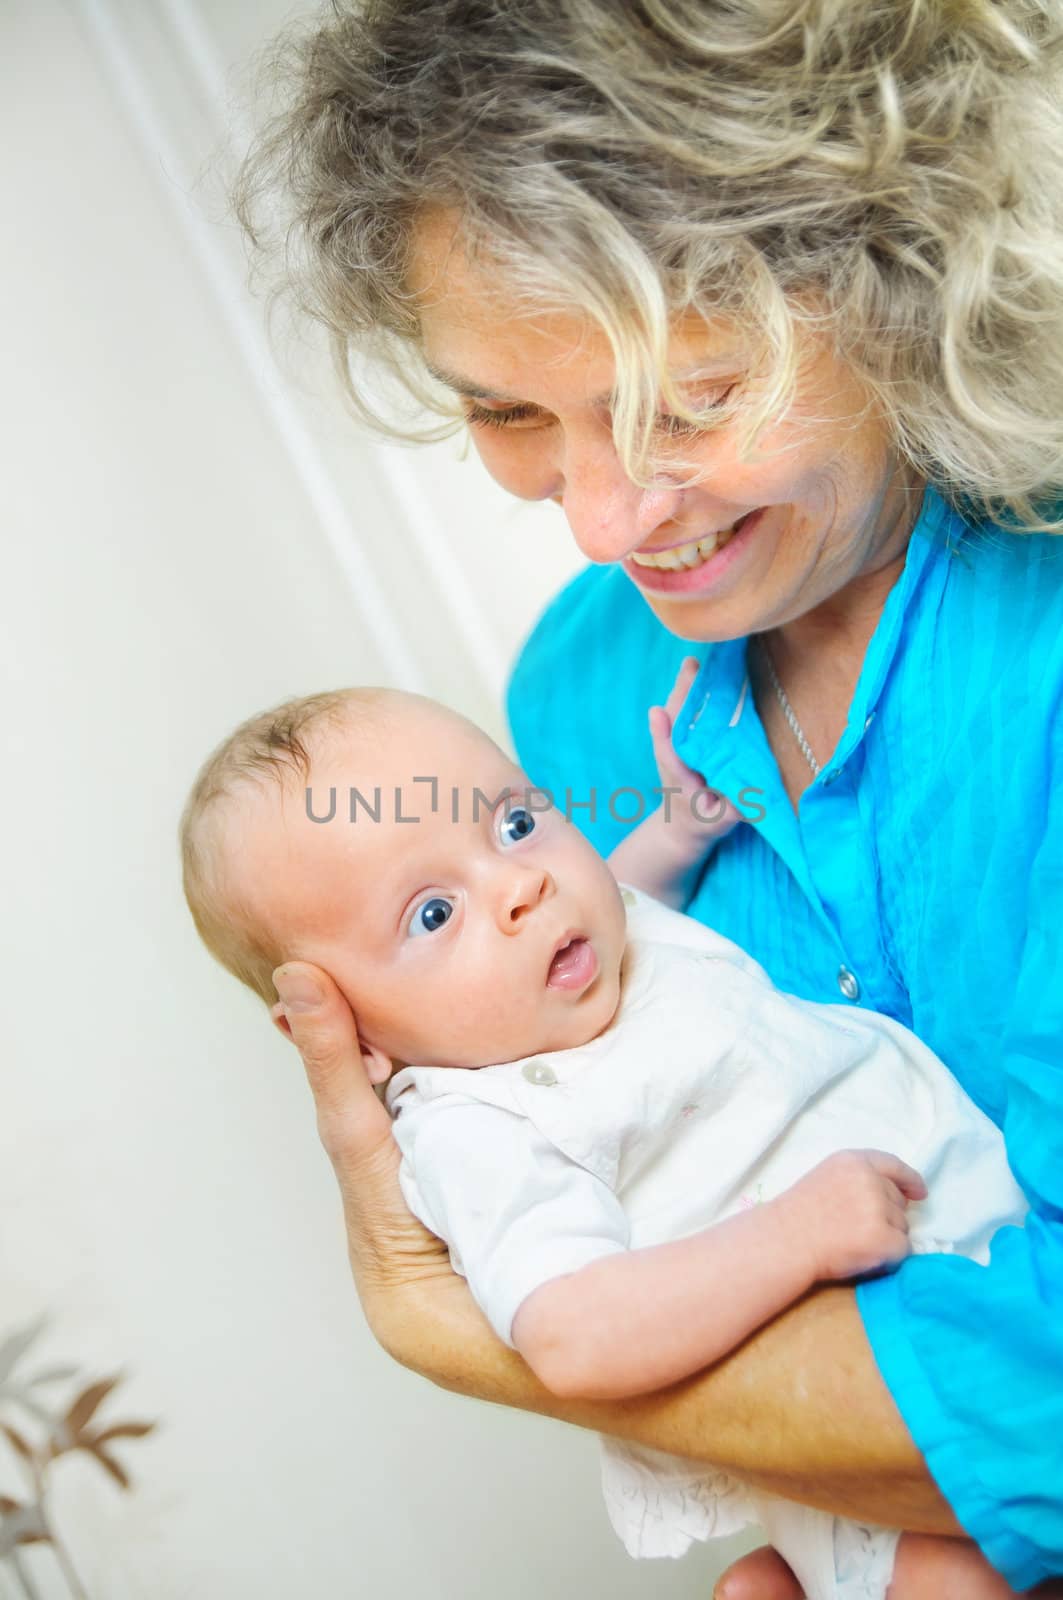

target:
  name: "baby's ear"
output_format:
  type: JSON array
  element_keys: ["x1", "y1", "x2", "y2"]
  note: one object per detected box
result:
[
  {"x1": 359, "y1": 1039, "x2": 396, "y2": 1087},
  {"x1": 270, "y1": 1002, "x2": 293, "y2": 1040}
]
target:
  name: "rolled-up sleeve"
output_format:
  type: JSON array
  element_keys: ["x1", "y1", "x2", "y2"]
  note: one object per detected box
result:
[
  {"x1": 393, "y1": 1097, "x2": 630, "y2": 1348},
  {"x1": 857, "y1": 719, "x2": 1063, "y2": 1591}
]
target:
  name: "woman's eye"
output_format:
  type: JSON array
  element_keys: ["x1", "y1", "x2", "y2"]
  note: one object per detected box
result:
[
  {"x1": 498, "y1": 806, "x2": 536, "y2": 846},
  {"x1": 407, "y1": 895, "x2": 454, "y2": 938},
  {"x1": 654, "y1": 385, "x2": 737, "y2": 438},
  {"x1": 464, "y1": 401, "x2": 548, "y2": 431}
]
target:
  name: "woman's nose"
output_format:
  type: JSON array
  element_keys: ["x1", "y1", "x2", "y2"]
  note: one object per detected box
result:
[
  {"x1": 553, "y1": 437, "x2": 685, "y2": 565},
  {"x1": 494, "y1": 862, "x2": 554, "y2": 932}
]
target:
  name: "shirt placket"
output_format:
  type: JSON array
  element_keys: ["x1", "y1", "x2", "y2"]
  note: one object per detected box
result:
[{"x1": 675, "y1": 495, "x2": 952, "y2": 1013}]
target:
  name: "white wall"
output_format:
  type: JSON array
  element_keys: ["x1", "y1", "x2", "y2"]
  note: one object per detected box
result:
[{"x1": 0, "y1": 3, "x2": 753, "y2": 1595}]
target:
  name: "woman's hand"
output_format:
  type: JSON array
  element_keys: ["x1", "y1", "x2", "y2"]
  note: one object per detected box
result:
[
  {"x1": 271, "y1": 961, "x2": 455, "y2": 1342},
  {"x1": 714, "y1": 1547, "x2": 803, "y2": 1600},
  {"x1": 269, "y1": 968, "x2": 965, "y2": 1545},
  {"x1": 271, "y1": 960, "x2": 590, "y2": 1401}
]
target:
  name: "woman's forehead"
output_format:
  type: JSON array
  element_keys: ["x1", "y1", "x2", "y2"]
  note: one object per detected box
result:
[
  {"x1": 407, "y1": 207, "x2": 752, "y2": 388},
  {"x1": 408, "y1": 212, "x2": 595, "y2": 366}
]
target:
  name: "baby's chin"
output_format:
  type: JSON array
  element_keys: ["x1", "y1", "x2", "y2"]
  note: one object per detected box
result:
[
  {"x1": 396, "y1": 954, "x2": 625, "y2": 1071},
  {"x1": 492, "y1": 951, "x2": 626, "y2": 1064}
]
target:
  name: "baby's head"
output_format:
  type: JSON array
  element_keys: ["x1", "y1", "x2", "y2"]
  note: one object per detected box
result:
[{"x1": 180, "y1": 688, "x2": 627, "y2": 1080}]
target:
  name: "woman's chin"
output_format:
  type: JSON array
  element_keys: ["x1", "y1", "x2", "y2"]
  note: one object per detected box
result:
[{"x1": 638, "y1": 590, "x2": 764, "y2": 644}]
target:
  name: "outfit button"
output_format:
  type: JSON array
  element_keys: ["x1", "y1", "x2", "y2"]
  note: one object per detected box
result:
[
  {"x1": 523, "y1": 1062, "x2": 558, "y2": 1087},
  {"x1": 864, "y1": 712, "x2": 876, "y2": 731},
  {"x1": 837, "y1": 965, "x2": 861, "y2": 1002},
  {"x1": 621, "y1": 887, "x2": 638, "y2": 908}
]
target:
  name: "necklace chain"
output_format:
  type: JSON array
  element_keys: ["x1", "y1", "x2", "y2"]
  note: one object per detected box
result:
[{"x1": 759, "y1": 635, "x2": 822, "y2": 777}]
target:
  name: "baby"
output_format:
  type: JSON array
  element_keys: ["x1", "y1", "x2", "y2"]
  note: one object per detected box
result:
[{"x1": 180, "y1": 681, "x2": 1028, "y2": 1600}]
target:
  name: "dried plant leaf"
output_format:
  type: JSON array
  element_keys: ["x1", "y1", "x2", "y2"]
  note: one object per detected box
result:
[
  {"x1": 87, "y1": 1445, "x2": 130, "y2": 1490},
  {"x1": 92, "y1": 1421, "x2": 156, "y2": 1445},
  {"x1": 64, "y1": 1375, "x2": 120, "y2": 1439},
  {"x1": 0, "y1": 1423, "x2": 36, "y2": 1464},
  {"x1": 0, "y1": 1319, "x2": 47, "y2": 1388},
  {"x1": 26, "y1": 1364, "x2": 79, "y2": 1386},
  {"x1": 0, "y1": 1502, "x2": 50, "y2": 1557},
  {"x1": 2, "y1": 1384, "x2": 61, "y2": 1427}
]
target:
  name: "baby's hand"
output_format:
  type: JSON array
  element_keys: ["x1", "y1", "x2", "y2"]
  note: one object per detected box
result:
[
  {"x1": 649, "y1": 657, "x2": 741, "y2": 840},
  {"x1": 786, "y1": 1149, "x2": 929, "y2": 1282}
]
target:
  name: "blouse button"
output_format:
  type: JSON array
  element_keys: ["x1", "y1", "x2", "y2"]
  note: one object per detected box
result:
[
  {"x1": 523, "y1": 1062, "x2": 558, "y2": 1087},
  {"x1": 837, "y1": 965, "x2": 861, "y2": 1002}
]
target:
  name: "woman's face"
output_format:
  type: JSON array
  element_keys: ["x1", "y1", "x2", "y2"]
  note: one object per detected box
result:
[{"x1": 408, "y1": 214, "x2": 924, "y2": 643}]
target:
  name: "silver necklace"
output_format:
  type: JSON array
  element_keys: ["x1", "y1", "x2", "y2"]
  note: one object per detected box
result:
[{"x1": 758, "y1": 635, "x2": 822, "y2": 776}]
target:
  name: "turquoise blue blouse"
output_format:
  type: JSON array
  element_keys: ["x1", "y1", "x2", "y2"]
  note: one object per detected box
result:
[{"x1": 506, "y1": 485, "x2": 1063, "y2": 1590}]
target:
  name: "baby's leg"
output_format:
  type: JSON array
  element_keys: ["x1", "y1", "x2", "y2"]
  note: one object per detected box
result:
[{"x1": 887, "y1": 1532, "x2": 1021, "y2": 1599}]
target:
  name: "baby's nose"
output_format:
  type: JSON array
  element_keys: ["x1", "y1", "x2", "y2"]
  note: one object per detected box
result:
[{"x1": 496, "y1": 864, "x2": 553, "y2": 928}]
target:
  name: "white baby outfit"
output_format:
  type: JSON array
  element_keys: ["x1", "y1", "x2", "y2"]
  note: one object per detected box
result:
[{"x1": 386, "y1": 887, "x2": 1028, "y2": 1600}]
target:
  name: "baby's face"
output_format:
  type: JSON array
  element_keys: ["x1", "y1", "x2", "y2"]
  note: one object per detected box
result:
[{"x1": 235, "y1": 699, "x2": 627, "y2": 1069}]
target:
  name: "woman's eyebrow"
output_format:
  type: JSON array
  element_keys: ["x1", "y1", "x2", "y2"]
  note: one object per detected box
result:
[
  {"x1": 425, "y1": 359, "x2": 743, "y2": 408},
  {"x1": 424, "y1": 362, "x2": 521, "y2": 402}
]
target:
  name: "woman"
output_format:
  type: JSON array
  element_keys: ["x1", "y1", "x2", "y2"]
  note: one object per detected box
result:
[{"x1": 237, "y1": 2, "x2": 1063, "y2": 1593}]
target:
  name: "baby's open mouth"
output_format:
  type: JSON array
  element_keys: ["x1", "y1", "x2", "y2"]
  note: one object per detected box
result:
[{"x1": 546, "y1": 936, "x2": 598, "y2": 991}]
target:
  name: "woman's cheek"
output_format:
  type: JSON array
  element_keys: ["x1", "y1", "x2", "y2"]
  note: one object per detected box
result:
[{"x1": 470, "y1": 429, "x2": 556, "y2": 503}]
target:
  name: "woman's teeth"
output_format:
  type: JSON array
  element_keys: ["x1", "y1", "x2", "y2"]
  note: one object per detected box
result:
[{"x1": 630, "y1": 517, "x2": 746, "y2": 571}]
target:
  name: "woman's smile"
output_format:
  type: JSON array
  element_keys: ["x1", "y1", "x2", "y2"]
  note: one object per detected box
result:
[
  {"x1": 408, "y1": 211, "x2": 924, "y2": 646},
  {"x1": 623, "y1": 507, "x2": 769, "y2": 595}
]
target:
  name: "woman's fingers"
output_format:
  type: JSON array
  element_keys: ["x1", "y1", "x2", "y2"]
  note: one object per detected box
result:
[
  {"x1": 714, "y1": 1544, "x2": 805, "y2": 1600},
  {"x1": 273, "y1": 961, "x2": 393, "y2": 1163},
  {"x1": 273, "y1": 961, "x2": 453, "y2": 1315}
]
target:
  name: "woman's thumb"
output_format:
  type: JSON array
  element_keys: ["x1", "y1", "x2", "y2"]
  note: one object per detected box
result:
[{"x1": 273, "y1": 962, "x2": 392, "y2": 1158}]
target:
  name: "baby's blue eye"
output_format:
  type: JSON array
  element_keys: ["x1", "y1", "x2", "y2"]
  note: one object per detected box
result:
[
  {"x1": 407, "y1": 896, "x2": 454, "y2": 938},
  {"x1": 499, "y1": 806, "x2": 536, "y2": 846}
]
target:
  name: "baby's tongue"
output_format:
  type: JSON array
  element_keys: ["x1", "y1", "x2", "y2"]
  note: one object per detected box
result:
[{"x1": 547, "y1": 937, "x2": 594, "y2": 989}]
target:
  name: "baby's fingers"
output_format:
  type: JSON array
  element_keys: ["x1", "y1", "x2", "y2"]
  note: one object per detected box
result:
[
  {"x1": 864, "y1": 1150, "x2": 929, "y2": 1203},
  {"x1": 648, "y1": 705, "x2": 709, "y2": 786},
  {"x1": 884, "y1": 1198, "x2": 912, "y2": 1235},
  {"x1": 649, "y1": 658, "x2": 704, "y2": 788},
  {"x1": 663, "y1": 655, "x2": 701, "y2": 723}
]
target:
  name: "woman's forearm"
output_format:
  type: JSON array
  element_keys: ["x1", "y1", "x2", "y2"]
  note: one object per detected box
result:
[
  {"x1": 378, "y1": 1273, "x2": 964, "y2": 1536},
  {"x1": 274, "y1": 965, "x2": 961, "y2": 1538}
]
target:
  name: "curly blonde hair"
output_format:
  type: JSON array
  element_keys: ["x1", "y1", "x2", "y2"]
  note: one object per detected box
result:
[{"x1": 234, "y1": 0, "x2": 1063, "y2": 533}]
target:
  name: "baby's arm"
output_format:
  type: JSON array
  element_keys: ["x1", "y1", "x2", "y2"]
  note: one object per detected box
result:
[
  {"x1": 606, "y1": 657, "x2": 741, "y2": 908},
  {"x1": 512, "y1": 1149, "x2": 927, "y2": 1401}
]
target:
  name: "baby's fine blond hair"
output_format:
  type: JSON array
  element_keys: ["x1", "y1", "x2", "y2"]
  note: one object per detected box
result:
[{"x1": 179, "y1": 687, "x2": 394, "y2": 1007}]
